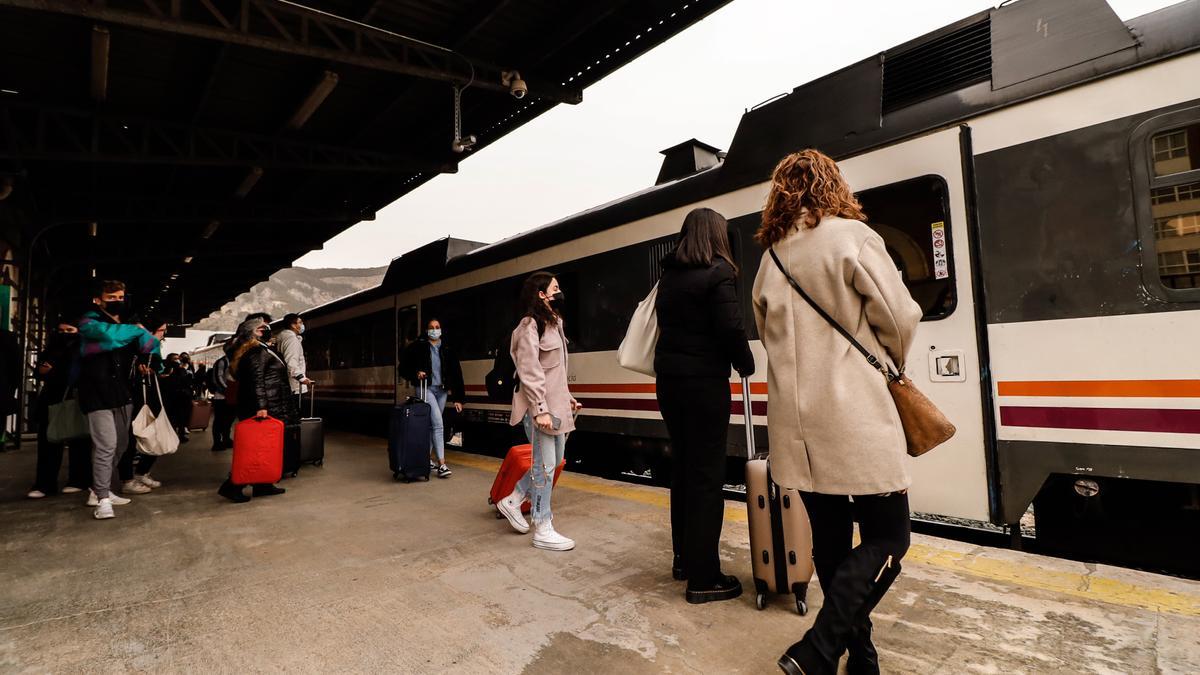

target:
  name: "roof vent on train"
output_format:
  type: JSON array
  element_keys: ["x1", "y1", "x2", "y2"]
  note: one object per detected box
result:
[
  {"x1": 655, "y1": 139, "x2": 724, "y2": 185},
  {"x1": 882, "y1": 16, "x2": 992, "y2": 114}
]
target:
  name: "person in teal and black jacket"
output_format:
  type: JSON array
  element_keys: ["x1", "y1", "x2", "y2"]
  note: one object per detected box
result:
[{"x1": 77, "y1": 280, "x2": 161, "y2": 520}]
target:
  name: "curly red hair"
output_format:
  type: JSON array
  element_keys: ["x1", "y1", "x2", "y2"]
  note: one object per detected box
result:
[{"x1": 755, "y1": 149, "x2": 866, "y2": 247}]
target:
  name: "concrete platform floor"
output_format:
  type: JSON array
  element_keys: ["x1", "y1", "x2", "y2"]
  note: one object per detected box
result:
[{"x1": 2, "y1": 430, "x2": 1199, "y2": 674}]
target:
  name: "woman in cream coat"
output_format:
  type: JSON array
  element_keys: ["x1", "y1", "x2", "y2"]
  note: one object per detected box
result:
[{"x1": 753, "y1": 150, "x2": 922, "y2": 675}]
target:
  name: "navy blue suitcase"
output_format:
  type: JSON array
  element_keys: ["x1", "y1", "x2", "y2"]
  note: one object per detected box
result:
[{"x1": 389, "y1": 384, "x2": 432, "y2": 482}]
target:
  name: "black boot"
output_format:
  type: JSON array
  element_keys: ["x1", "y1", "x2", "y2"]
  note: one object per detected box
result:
[
  {"x1": 252, "y1": 483, "x2": 286, "y2": 497},
  {"x1": 778, "y1": 546, "x2": 897, "y2": 675},
  {"x1": 672, "y1": 554, "x2": 686, "y2": 581},
  {"x1": 686, "y1": 573, "x2": 742, "y2": 604},
  {"x1": 846, "y1": 561, "x2": 901, "y2": 675},
  {"x1": 218, "y1": 479, "x2": 250, "y2": 503}
]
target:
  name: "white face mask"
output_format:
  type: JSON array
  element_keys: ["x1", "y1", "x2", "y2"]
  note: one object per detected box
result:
[{"x1": 427, "y1": 329, "x2": 442, "y2": 341}]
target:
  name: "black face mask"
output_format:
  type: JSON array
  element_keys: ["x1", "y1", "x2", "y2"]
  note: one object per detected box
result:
[
  {"x1": 259, "y1": 327, "x2": 272, "y2": 342},
  {"x1": 103, "y1": 300, "x2": 127, "y2": 316},
  {"x1": 549, "y1": 291, "x2": 565, "y2": 307}
]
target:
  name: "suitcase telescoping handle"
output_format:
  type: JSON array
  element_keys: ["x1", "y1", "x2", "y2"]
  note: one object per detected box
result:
[
  {"x1": 741, "y1": 376, "x2": 755, "y2": 460},
  {"x1": 297, "y1": 382, "x2": 316, "y2": 417}
]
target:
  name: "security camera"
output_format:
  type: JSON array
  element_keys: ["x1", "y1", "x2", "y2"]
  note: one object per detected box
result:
[
  {"x1": 452, "y1": 134, "x2": 477, "y2": 153},
  {"x1": 502, "y1": 70, "x2": 527, "y2": 99}
]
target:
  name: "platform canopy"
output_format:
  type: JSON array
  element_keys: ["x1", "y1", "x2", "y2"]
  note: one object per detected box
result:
[{"x1": 0, "y1": 0, "x2": 730, "y2": 325}]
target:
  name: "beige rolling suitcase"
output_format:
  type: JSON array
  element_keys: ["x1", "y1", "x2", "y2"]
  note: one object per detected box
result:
[{"x1": 742, "y1": 376, "x2": 814, "y2": 614}]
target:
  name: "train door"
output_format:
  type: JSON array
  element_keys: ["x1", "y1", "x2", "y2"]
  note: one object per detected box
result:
[
  {"x1": 395, "y1": 303, "x2": 418, "y2": 403},
  {"x1": 838, "y1": 126, "x2": 992, "y2": 523}
]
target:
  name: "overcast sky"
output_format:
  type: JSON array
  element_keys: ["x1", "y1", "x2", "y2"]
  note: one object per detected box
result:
[{"x1": 294, "y1": 0, "x2": 1180, "y2": 270}]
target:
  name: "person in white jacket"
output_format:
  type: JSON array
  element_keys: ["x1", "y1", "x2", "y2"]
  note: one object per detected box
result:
[{"x1": 276, "y1": 314, "x2": 312, "y2": 396}]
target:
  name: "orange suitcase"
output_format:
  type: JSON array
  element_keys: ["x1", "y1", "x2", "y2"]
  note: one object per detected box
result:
[{"x1": 489, "y1": 444, "x2": 565, "y2": 515}]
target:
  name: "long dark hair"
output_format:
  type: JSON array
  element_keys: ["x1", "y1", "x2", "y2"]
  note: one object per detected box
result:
[
  {"x1": 519, "y1": 271, "x2": 558, "y2": 336},
  {"x1": 675, "y1": 207, "x2": 738, "y2": 274}
]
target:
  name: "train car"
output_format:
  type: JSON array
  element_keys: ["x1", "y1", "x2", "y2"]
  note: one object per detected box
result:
[
  {"x1": 300, "y1": 0, "x2": 1200, "y2": 575},
  {"x1": 186, "y1": 333, "x2": 235, "y2": 370}
]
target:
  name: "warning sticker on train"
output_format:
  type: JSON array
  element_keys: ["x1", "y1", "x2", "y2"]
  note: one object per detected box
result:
[{"x1": 931, "y1": 221, "x2": 949, "y2": 280}]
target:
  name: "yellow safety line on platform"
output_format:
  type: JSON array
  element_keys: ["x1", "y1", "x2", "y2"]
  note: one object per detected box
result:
[{"x1": 446, "y1": 450, "x2": 1200, "y2": 617}]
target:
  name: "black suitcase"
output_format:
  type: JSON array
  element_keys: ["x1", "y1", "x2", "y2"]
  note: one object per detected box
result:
[
  {"x1": 298, "y1": 385, "x2": 324, "y2": 466},
  {"x1": 389, "y1": 382, "x2": 431, "y2": 482}
]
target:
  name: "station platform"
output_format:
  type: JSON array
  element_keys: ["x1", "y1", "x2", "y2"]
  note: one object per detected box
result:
[{"x1": 2, "y1": 430, "x2": 1199, "y2": 674}]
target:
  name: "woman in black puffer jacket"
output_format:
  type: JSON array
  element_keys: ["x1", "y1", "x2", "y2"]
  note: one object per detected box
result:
[{"x1": 217, "y1": 316, "x2": 298, "y2": 502}]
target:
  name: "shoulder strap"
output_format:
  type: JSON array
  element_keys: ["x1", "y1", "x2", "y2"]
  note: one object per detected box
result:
[{"x1": 768, "y1": 248, "x2": 894, "y2": 379}]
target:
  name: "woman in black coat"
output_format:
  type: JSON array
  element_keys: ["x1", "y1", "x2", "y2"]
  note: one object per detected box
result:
[
  {"x1": 655, "y1": 207, "x2": 755, "y2": 605},
  {"x1": 217, "y1": 317, "x2": 297, "y2": 502}
]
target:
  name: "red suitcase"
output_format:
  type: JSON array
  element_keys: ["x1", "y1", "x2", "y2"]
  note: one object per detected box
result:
[
  {"x1": 489, "y1": 444, "x2": 565, "y2": 515},
  {"x1": 232, "y1": 416, "x2": 285, "y2": 484}
]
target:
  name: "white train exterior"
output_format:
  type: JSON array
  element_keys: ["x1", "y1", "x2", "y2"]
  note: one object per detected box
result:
[{"x1": 298, "y1": 0, "x2": 1200, "y2": 574}]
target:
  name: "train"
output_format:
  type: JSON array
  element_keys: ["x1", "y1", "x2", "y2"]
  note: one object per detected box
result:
[{"x1": 291, "y1": 0, "x2": 1200, "y2": 575}]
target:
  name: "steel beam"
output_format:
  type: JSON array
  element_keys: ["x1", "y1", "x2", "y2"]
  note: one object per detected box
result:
[
  {"x1": 43, "y1": 209, "x2": 373, "y2": 225},
  {"x1": 0, "y1": 101, "x2": 454, "y2": 174},
  {"x1": 0, "y1": 0, "x2": 582, "y2": 104}
]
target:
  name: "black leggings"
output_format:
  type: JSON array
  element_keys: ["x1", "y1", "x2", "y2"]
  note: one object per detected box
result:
[{"x1": 800, "y1": 491, "x2": 911, "y2": 596}]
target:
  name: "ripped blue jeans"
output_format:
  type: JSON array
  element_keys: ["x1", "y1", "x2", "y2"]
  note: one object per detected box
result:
[{"x1": 515, "y1": 413, "x2": 567, "y2": 525}]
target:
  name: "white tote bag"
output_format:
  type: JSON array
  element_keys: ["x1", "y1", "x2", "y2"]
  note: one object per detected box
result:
[
  {"x1": 133, "y1": 378, "x2": 180, "y2": 457},
  {"x1": 617, "y1": 283, "x2": 659, "y2": 377}
]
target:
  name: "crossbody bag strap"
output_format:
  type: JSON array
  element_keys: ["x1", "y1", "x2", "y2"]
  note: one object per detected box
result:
[{"x1": 768, "y1": 247, "x2": 895, "y2": 380}]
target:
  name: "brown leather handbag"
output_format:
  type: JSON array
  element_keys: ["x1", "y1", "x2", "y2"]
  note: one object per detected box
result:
[{"x1": 769, "y1": 249, "x2": 956, "y2": 457}]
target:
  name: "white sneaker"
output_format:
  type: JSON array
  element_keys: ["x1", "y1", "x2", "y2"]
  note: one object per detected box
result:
[
  {"x1": 62, "y1": 486, "x2": 83, "y2": 494},
  {"x1": 26, "y1": 489, "x2": 47, "y2": 499},
  {"x1": 122, "y1": 480, "x2": 152, "y2": 495},
  {"x1": 136, "y1": 474, "x2": 162, "y2": 489},
  {"x1": 87, "y1": 489, "x2": 131, "y2": 507},
  {"x1": 93, "y1": 498, "x2": 115, "y2": 520},
  {"x1": 532, "y1": 520, "x2": 575, "y2": 551},
  {"x1": 496, "y1": 491, "x2": 530, "y2": 534}
]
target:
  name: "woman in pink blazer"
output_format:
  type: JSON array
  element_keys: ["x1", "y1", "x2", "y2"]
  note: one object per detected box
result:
[{"x1": 495, "y1": 271, "x2": 583, "y2": 551}]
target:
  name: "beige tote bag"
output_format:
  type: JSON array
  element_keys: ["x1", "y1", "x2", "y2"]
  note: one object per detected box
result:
[
  {"x1": 133, "y1": 378, "x2": 181, "y2": 456},
  {"x1": 617, "y1": 283, "x2": 659, "y2": 377}
]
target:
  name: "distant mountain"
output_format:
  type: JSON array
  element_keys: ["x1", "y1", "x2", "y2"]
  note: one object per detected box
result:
[{"x1": 195, "y1": 266, "x2": 386, "y2": 331}]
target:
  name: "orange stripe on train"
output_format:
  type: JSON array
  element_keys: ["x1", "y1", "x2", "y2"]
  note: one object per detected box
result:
[{"x1": 998, "y1": 380, "x2": 1200, "y2": 398}]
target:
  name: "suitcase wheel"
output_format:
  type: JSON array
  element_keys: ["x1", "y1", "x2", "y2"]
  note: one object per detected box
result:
[
  {"x1": 314, "y1": 459, "x2": 323, "y2": 467},
  {"x1": 393, "y1": 471, "x2": 402, "y2": 481},
  {"x1": 755, "y1": 593, "x2": 766, "y2": 611},
  {"x1": 793, "y1": 583, "x2": 809, "y2": 616}
]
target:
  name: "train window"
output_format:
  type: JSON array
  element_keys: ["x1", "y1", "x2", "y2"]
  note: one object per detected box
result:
[
  {"x1": 1135, "y1": 117, "x2": 1200, "y2": 296},
  {"x1": 1152, "y1": 123, "x2": 1199, "y2": 176},
  {"x1": 856, "y1": 175, "x2": 956, "y2": 320},
  {"x1": 396, "y1": 305, "x2": 418, "y2": 366}
]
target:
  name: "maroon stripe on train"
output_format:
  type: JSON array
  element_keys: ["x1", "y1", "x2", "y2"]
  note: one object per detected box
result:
[
  {"x1": 464, "y1": 395, "x2": 767, "y2": 416},
  {"x1": 1000, "y1": 406, "x2": 1200, "y2": 434}
]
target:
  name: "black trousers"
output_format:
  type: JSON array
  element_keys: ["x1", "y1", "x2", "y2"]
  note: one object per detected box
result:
[
  {"x1": 212, "y1": 399, "x2": 235, "y2": 447},
  {"x1": 800, "y1": 491, "x2": 911, "y2": 600},
  {"x1": 116, "y1": 434, "x2": 157, "y2": 482},
  {"x1": 33, "y1": 412, "x2": 91, "y2": 493},
  {"x1": 658, "y1": 375, "x2": 731, "y2": 588}
]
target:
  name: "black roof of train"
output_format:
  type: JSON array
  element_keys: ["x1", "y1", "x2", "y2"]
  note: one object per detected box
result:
[{"x1": 300, "y1": 0, "x2": 1200, "y2": 320}]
